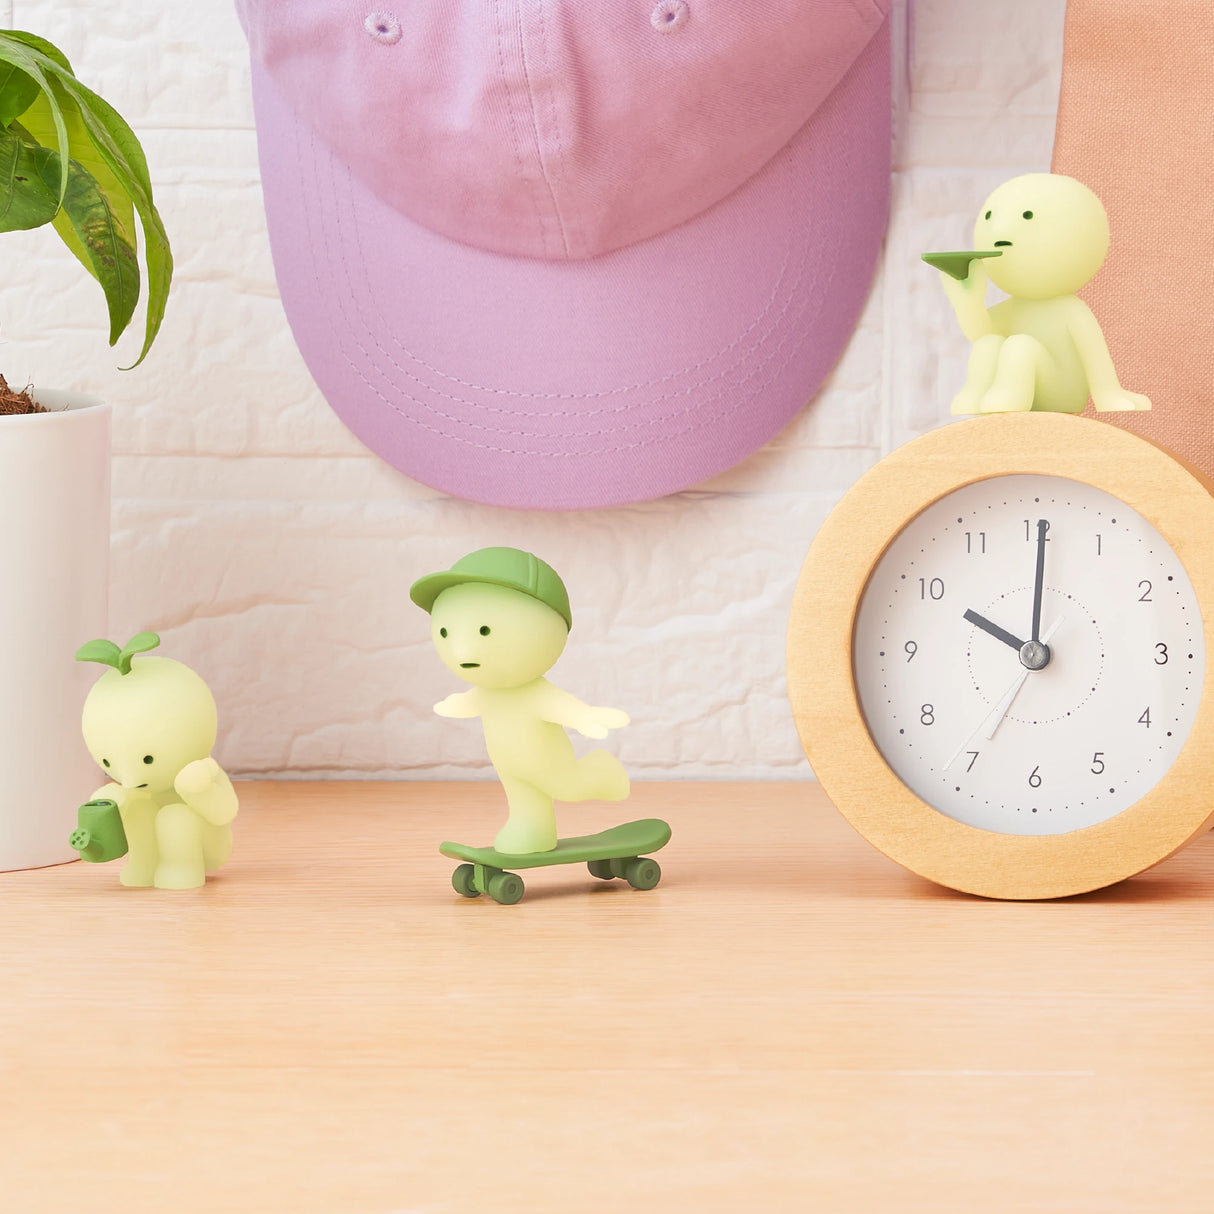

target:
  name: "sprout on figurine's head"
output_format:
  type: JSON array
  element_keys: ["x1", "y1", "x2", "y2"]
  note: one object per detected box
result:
[{"x1": 75, "y1": 631, "x2": 161, "y2": 675}]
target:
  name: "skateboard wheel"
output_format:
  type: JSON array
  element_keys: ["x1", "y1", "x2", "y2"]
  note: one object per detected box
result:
[
  {"x1": 452, "y1": 863, "x2": 480, "y2": 898},
  {"x1": 625, "y1": 857, "x2": 661, "y2": 891},
  {"x1": 488, "y1": 871, "x2": 525, "y2": 905},
  {"x1": 587, "y1": 859, "x2": 614, "y2": 880}
]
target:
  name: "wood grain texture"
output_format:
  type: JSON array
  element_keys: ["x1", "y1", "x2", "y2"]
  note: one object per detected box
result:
[
  {"x1": 2, "y1": 780, "x2": 1213, "y2": 1212},
  {"x1": 788, "y1": 413, "x2": 1214, "y2": 898}
]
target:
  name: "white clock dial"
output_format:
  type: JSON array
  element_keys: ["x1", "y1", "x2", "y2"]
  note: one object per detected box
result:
[{"x1": 853, "y1": 474, "x2": 1205, "y2": 835}]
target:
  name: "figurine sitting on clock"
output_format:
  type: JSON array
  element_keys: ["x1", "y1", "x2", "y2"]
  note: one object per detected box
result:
[{"x1": 924, "y1": 172, "x2": 1152, "y2": 416}]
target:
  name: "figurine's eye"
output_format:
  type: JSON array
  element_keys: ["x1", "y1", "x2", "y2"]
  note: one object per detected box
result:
[
  {"x1": 479, "y1": 625, "x2": 491, "y2": 636},
  {"x1": 1022, "y1": 210, "x2": 1033, "y2": 219},
  {"x1": 143, "y1": 755, "x2": 154, "y2": 765},
  {"x1": 439, "y1": 627, "x2": 448, "y2": 638},
  {"x1": 984, "y1": 210, "x2": 992, "y2": 220},
  {"x1": 102, "y1": 758, "x2": 110, "y2": 768}
]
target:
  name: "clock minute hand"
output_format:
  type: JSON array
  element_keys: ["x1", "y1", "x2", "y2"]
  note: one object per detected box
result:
[{"x1": 1031, "y1": 518, "x2": 1049, "y2": 644}]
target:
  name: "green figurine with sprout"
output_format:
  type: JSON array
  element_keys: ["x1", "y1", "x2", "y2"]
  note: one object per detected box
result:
[{"x1": 72, "y1": 633, "x2": 237, "y2": 889}]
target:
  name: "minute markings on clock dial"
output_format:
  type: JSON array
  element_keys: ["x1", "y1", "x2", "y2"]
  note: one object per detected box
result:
[{"x1": 853, "y1": 474, "x2": 1202, "y2": 837}]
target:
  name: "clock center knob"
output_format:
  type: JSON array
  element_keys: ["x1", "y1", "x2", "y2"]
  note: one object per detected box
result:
[{"x1": 1019, "y1": 639, "x2": 1051, "y2": 671}]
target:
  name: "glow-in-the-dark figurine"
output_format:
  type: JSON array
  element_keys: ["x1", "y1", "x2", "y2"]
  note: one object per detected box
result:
[
  {"x1": 411, "y1": 548, "x2": 631, "y2": 855},
  {"x1": 72, "y1": 632, "x2": 237, "y2": 889},
  {"x1": 924, "y1": 172, "x2": 1151, "y2": 416}
]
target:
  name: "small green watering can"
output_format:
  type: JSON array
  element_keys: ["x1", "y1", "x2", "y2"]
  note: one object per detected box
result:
[{"x1": 68, "y1": 799, "x2": 128, "y2": 863}]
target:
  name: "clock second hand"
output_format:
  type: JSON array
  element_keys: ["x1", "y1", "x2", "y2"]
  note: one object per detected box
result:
[{"x1": 943, "y1": 614, "x2": 1065, "y2": 770}]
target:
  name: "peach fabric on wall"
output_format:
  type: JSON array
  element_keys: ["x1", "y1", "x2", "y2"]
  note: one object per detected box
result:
[{"x1": 1052, "y1": 0, "x2": 1214, "y2": 474}]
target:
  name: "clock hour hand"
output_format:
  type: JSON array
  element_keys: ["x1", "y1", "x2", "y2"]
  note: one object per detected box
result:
[{"x1": 963, "y1": 609, "x2": 1025, "y2": 653}]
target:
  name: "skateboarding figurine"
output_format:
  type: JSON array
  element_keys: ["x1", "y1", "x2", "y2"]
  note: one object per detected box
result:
[
  {"x1": 923, "y1": 172, "x2": 1151, "y2": 416},
  {"x1": 71, "y1": 632, "x2": 238, "y2": 889},
  {"x1": 410, "y1": 547, "x2": 669, "y2": 903}
]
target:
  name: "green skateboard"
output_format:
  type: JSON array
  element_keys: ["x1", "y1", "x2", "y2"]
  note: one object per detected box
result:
[
  {"x1": 441, "y1": 818, "x2": 672, "y2": 905},
  {"x1": 921, "y1": 248, "x2": 1002, "y2": 280}
]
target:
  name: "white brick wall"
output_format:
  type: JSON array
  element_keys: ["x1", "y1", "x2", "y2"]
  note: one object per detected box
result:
[{"x1": 1, "y1": 0, "x2": 1066, "y2": 779}]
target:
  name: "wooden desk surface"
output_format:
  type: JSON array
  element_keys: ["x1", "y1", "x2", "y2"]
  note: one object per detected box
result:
[{"x1": 2, "y1": 781, "x2": 1212, "y2": 1212}]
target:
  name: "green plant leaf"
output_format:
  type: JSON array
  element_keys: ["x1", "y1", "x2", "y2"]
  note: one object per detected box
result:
[
  {"x1": 0, "y1": 34, "x2": 68, "y2": 197},
  {"x1": 0, "y1": 30, "x2": 70, "y2": 130},
  {"x1": 57, "y1": 160, "x2": 139, "y2": 346},
  {"x1": 0, "y1": 62, "x2": 40, "y2": 129},
  {"x1": 118, "y1": 631, "x2": 160, "y2": 675},
  {"x1": 13, "y1": 118, "x2": 139, "y2": 344},
  {"x1": 16, "y1": 89, "x2": 136, "y2": 276},
  {"x1": 0, "y1": 31, "x2": 72, "y2": 74},
  {"x1": 0, "y1": 31, "x2": 171, "y2": 364},
  {"x1": 55, "y1": 83, "x2": 171, "y2": 366},
  {"x1": 75, "y1": 639, "x2": 122, "y2": 669},
  {"x1": 0, "y1": 128, "x2": 58, "y2": 231}
]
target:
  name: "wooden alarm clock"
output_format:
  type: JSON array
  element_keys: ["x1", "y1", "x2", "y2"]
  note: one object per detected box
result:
[{"x1": 787, "y1": 412, "x2": 1214, "y2": 899}]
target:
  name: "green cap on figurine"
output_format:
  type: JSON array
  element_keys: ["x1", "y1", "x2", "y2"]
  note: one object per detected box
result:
[{"x1": 410, "y1": 547, "x2": 572, "y2": 630}]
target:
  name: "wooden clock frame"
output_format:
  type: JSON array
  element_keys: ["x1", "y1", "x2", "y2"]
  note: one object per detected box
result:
[{"x1": 787, "y1": 412, "x2": 1214, "y2": 899}]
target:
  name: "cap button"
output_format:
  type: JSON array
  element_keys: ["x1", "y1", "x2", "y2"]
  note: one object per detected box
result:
[
  {"x1": 364, "y1": 11, "x2": 402, "y2": 44},
  {"x1": 651, "y1": 1, "x2": 690, "y2": 33}
]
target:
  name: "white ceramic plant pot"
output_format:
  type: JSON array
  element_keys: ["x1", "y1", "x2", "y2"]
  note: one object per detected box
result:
[{"x1": 0, "y1": 391, "x2": 109, "y2": 870}]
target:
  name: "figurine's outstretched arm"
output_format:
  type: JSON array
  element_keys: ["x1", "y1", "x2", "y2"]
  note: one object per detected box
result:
[
  {"x1": 174, "y1": 757, "x2": 239, "y2": 826},
  {"x1": 1066, "y1": 301, "x2": 1152, "y2": 412},
  {"x1": 434, "y1": 689, "x2": 482, "y2": 719},
  {"x1": 939, "y1": 262, "x2": 995, "y2": 341},
  {"x1": 534, "y1": 681, "x2": 629, "y2": 740}
]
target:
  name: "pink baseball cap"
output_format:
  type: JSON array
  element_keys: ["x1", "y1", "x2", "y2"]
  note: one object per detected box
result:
[{"x1": 237, "y1": 1, "x2": 891, "y2": 510}]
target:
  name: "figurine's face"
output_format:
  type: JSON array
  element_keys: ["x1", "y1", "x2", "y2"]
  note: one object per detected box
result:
[
  {"x1": 430, "y1": 582, "x2": 569, "y2": 689},
  {"x1": 974, "y1": 173, "x2": 1110, "y2": 300},
  {"x1": 81, "y1": 657, "x2": 218, "y2": 793}
]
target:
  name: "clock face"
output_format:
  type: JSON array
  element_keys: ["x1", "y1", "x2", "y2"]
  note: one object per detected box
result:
[{"x1": 853, "y1": 473, "x2": 1205, "y2": 835}]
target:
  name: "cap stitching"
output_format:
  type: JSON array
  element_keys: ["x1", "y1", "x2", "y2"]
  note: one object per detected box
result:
[
  {"x1": 308, "y1": 120, "x2": 835, "y2": 448},
  {"x1": 520, "y1": 0, "x2": 572, "y2": 257},
  {"x1": 339, "y1": 159, "x2": 820, "y2": 427},
  {"x1": 322, "y1": 177, "x2": 832, "y2": 454},
  {"x1": 338, "y1": 214, "x2": 811, "y2": 441},
  {"x1": 343, "y1": 183, "x2": 802, "y2": 414},
  {"x1": 290, "y1": 81, "x2": 854, "y2": 457},
  {"x1": 334, "y1": 290, "x2": 817, "y2": 455},
  {"x1": 495, "y1": 2, "x2": 559, "y2": 259}
]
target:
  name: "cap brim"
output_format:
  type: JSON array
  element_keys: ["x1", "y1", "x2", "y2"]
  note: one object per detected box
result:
[
  {"x1": 250, "y1": 19, "x2": 890, "y2": 510},
  {"x1": 408, "y1": 572, "x2": 472, "y2": 615},
  {"x1": 409, "y1": 572, "x2": 572, "y2": 629}
]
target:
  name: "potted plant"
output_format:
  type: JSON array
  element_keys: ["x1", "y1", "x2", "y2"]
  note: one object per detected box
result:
[{"x1": 0, "y1": 30, "x2": 171, "y2": 871}]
